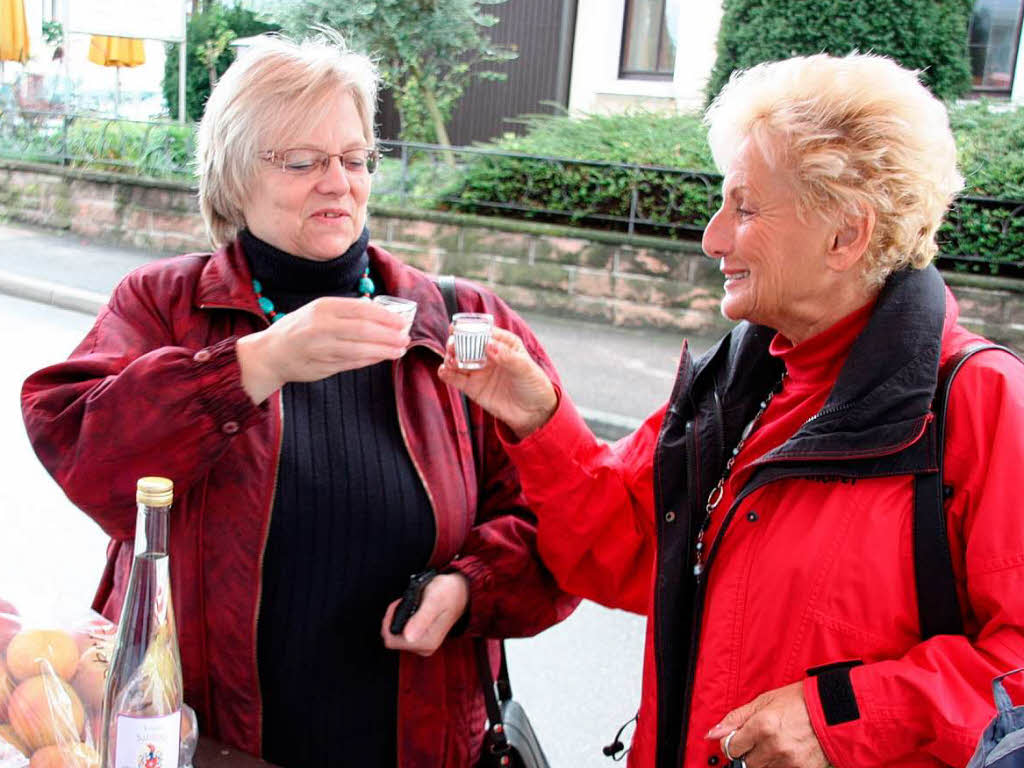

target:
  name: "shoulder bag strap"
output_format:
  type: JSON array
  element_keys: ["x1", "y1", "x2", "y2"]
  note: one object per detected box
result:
[
  {"x1": 437, "y1": 276, "x2": 516, "y2": 755},
  {"x1": 914, "y1": 342, "x2": 1021, "y2": 639}
]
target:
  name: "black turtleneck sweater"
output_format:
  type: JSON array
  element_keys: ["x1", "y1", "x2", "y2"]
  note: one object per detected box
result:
[{"x1": 245, "y1": 229, "x2": 436, "y2": 768}]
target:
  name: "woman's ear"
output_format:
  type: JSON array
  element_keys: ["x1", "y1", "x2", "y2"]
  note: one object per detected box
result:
[{"x1": 827, "y1": 205, "x2": 875, "y2": 273}]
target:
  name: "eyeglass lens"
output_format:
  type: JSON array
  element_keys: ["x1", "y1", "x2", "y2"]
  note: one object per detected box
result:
[{"x1": 276, "y1": 148, "x2": 377, "y2": 175}]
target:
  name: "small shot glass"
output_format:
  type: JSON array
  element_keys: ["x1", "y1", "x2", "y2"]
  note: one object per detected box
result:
[
  {"x1": 451, "y1": 312, "x2": 494, "y2": 370},
  {"x1": 373, "y1": 295, "x2": 418, "y2": 328}
]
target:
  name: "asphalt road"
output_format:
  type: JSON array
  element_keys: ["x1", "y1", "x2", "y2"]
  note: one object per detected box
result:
[{"x1": 0, "y1": 292, "x2": 646, "y2": 767}]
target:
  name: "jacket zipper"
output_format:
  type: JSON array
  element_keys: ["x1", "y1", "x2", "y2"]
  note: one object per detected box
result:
[
  {"x1": 803, "y1": 401, "x2": 854, "y2": 424},
  {"x1": 393, "y1": 339, "x2": 447, "y2": 563},
  {"x1": 251, "y1": 388, "x2": 283, "y2": 754},
  {"x1": 676, "y1": 417, "x2": 703, "y2": 768},
  {"x1": 714, "y1": 390, "x2": 725, "y2": 465},
  {"x1": 667, "y1": 386, "x2": 723, "y2": 767},
  {"x1": 673, "y1": 476, "x2": 760, "y2": 767},
  {"x1": 651, "y1": 349, "x2": 693, "y2": 768},
  {"x1": 391, "y1": 339, "x2": 448, "y2": 768},
  {"x1": 199, "y1": 302, "x2": 279, "y2": 753}
]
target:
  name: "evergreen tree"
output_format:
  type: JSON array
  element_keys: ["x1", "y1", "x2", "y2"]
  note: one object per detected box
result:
[
  {"x1": 707, "y1": 0, "x2": 973, "y2": 104},
  {"x1": 277, "y1": 0, "x2": 515, "y2": 146},
  {"x1": 163, "y1": 2, "x2": 278, "y2": 121}
]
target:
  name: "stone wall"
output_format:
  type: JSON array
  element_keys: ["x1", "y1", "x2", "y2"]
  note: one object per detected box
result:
[
  {"x1": 372, "y1": 212, "x2": 727, "y2": 333},
  {"x1": 2, "y1": 159, "x2": 1021, "y2": 349},
  {"x1": 0, "y1": 163, "x2": 209, "y2": 256}
]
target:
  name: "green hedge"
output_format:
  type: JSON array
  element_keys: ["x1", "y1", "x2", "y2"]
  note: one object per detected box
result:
[
  {"x1": 938, "y1": 103, "x2": 1024, "y2": 274},
  {"x1": 440, "y1": 112, "x2": 722, "y2": 235},
  {"x1": 443, "y1": 107, "x2": 1024, "y2": 275},
  {"x1": 64, "y1": 119, "x2": 195, "y2": 179},
  {"x1": 950, "y1": 103, "x2": 1024, "y2": 198},
  {"x1": 163, "y1": 4, "x2": 277, "y2": 122},
  {"x1": 706, "y1": 0, "x2": 973, "y2": 104}
]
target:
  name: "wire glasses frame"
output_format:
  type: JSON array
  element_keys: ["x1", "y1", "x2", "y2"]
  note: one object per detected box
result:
[{"x1": 259, "y1": 147, "x2": 380, "y2": 175}]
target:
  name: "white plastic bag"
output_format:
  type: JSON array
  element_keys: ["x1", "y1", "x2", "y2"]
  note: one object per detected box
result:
[{"x1": 0, "y1": 598, "x2": 197, "y2": 768}]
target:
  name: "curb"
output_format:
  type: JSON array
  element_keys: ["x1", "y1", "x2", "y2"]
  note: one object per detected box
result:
[
  {"x1": 0, "y1": 270, "x2": 107, "y2": 316},
  {"x1": 0, "y1": 271, "x2": 643, "y2": 441}
]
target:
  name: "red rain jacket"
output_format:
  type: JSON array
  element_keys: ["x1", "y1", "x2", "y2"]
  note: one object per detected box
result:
[
  {"x1": 505, "y1": 266, "x2": 1024, "y2": 768},
  {"x1": 21, "y1": 240, "x2": 578, "y2": 767}
]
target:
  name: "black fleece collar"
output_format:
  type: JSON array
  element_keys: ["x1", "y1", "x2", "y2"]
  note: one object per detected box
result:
[
  {"x1": 773, "y1": 265, "x2": 946, "y2": 460},
  {"x1": 690, "y1": 265, "x2": 947, "y2": 465}
]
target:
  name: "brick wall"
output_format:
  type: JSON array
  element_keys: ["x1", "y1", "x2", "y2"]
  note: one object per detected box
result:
[{"x1": 1, "y1": 160, "x2": 1021, "y2": 349}]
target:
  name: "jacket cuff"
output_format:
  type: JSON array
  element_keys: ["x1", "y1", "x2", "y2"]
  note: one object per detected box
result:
[
  {"x1": 804, "y1": 661, "x2": 894, "y2": 768},
  {"x1": 191, "y1": 337, "x2": 266, "y2": 431},
  {"x1": 444, "y1": 555, "x2": 493, "y2": 636},
  {"x1": 804, "y1": 674, "x2": 848, "y2": 768},
  {"x1": 808, "y1": 660, "x2": 863, "y2": 725}
]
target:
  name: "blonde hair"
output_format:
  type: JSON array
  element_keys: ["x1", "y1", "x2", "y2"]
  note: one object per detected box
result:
[
  {"x1": 196, "y1": 33, "x2": 379, "y2": 247},
  {"x1": 705, "y1": 53, "x2": 964, "y2": 285}
]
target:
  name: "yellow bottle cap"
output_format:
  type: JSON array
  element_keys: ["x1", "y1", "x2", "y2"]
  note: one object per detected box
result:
[{"x1": 136, "y1": 476, "x2": 173, "y2": 507}]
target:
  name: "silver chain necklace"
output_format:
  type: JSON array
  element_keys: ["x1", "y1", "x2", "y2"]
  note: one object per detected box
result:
[{"x1": 693, "y1": 372, "x2": 787, "y2": 577}]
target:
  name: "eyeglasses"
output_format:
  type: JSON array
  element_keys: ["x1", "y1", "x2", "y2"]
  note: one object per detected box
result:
[{"x1": 259, "y1": 147, "x2": 380, "y2": 175}]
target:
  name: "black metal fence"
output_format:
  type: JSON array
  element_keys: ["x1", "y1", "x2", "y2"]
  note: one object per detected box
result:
[{"x1": 1, "y1": 111, "x2": 1021, "y2": 277}]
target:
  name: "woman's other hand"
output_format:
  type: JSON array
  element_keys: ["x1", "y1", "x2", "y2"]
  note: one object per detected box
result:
[
  {"x1": 236, "y1": 297, "x2": 410, "y2": 404},
  {"x1": 380, "y1": 573, "x2": 470, "y2": 656},
  {"x1": 438, "y1": 327, "x2": 557, "y2": 440},
  {"x1": 705, "y1": 681, "x2": 829, "y2": 768}
]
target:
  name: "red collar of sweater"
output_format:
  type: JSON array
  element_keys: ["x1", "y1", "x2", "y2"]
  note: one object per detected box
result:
[{"x1": 709, "y1": 300, "x2": 877, "y2": 539}]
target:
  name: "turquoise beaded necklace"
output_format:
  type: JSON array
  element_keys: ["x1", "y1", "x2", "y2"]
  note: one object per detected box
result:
[{"x1": 252, "y1": 268, "x2": 375, "y2": 323}]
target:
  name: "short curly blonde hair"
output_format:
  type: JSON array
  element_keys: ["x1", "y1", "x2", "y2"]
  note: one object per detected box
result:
[
  {"x1": 705, "y1": 53, "x2": 964, "y2": 286},
  {"x1": 197, "y1": 33, "x2": 379, "y2": 247}
]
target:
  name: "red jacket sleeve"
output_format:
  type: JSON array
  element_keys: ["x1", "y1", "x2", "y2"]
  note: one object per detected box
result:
[
  {"x1": 804, "y1": 348, "x2": 1024, "y2": 767},
  {"x1": 21, "y1": 269, "x2": 265, "y2": 540},
  {"x1": 501, "y1": 388, "x2": 664, "y2": 615},
  {"x1": 443, "y1": 291, "x2": 580, "y2": 637}
]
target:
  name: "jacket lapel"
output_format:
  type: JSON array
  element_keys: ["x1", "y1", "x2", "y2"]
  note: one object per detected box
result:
[
  {"x1": 769, "y1": 265, "x2": 946, "y2": 462},
  {"x1": 194, "y1": 240, "x2": 265, "y2": 317}
]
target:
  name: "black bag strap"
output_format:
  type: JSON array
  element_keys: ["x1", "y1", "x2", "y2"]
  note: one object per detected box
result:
[
  {"x1": 437, "y1": 276, "x2": 515, "y2": 756},
  {"x1": 914, "y1": 342, "x2": 1022, "y2": 639},
  {"x1": 438, "y1": 274, "x2": 460, "y2": 331}
]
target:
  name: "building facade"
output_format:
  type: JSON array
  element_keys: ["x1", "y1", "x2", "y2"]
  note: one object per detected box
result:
[{"x1": 568, "y1": 0, "x2": 1024, "y2": 116}]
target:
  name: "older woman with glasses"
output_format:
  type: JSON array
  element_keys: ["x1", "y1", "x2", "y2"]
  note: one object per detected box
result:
[{"x1": 21, "y1": 34, "x2": 576, "y2": 767}]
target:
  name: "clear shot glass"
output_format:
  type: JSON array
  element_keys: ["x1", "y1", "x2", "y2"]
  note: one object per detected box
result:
[
  {"x1": 451, "y1": 312, "x2": 494, "y2": 370},
  {"x1": 373, "y1": 295, "x2": 418, "y2": 328}
]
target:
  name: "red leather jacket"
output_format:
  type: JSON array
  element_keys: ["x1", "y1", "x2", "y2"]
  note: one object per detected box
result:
[
  {"x1": 21, "y1": 240, "x2": 578, "y2": 767},
  {"x1": 506, "y1": 267, "x2": 1024, "y2": 767}
]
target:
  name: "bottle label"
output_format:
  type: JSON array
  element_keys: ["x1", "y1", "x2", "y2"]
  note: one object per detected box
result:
[{"x1": 114, "y1": 711, "x2": 181, "y2": 768}]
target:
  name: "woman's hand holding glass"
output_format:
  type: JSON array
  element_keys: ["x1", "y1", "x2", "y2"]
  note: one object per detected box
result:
[
  {"x1": 438, "y1": 327, "x2": 558, "y2": 440},
  {"x1": 237, "y1": 297, "x2": 411, "y2": 404}
]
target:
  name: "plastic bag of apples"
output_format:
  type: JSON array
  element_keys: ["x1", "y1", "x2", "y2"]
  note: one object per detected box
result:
[{"x1": 0, "y1": 597, "x2": 197, "y2": 768}]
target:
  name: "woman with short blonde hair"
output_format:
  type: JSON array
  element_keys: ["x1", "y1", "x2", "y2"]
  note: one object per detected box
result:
[
  {"x1": 706, "y1": 52, "x2": 964, "y2": 285},
  {"x1": 440, "y1": 52, "x2": 1024, "y2": 768}
]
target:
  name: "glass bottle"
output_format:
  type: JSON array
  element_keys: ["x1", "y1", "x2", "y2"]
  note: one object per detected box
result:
[{"x1": 101, "y1": 477, "x2": 183, "y2": 768}]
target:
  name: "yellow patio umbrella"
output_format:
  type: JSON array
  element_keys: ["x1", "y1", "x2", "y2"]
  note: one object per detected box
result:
[
  {"x1": 0, "y1": 0, "x2": 30, "y2": 81},
  {"x1": 88, "y1": 35, "x2": 145, "y2": 116}
]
